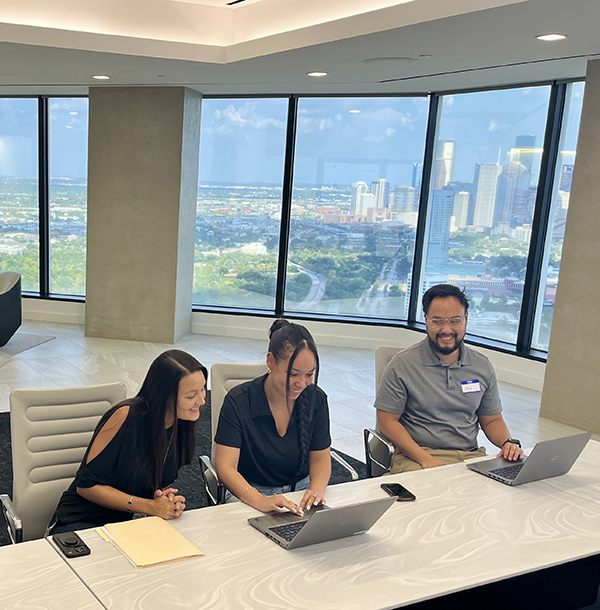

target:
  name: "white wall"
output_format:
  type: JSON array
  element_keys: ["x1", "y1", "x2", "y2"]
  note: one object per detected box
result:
[{"x1": 24, "y1": 297, "x2": 546, "y2": 391}]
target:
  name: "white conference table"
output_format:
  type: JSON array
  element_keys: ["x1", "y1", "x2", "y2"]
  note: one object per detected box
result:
[
  {"x1": 0, "y1": 537, "x2": 104, "y2": 610},
  {"x1": 59, "y1": 439, "x2": 600, "y2": 610}
]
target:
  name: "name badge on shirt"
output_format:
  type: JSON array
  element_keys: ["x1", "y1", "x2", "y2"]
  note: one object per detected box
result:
[{"x1": 461, "y1": 379, "x2": 481, "y2": 394}]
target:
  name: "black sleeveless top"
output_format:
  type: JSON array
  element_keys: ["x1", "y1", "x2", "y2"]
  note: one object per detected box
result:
[{"x1": 52, "y1": 402, "x2": 182, "y2": 528}]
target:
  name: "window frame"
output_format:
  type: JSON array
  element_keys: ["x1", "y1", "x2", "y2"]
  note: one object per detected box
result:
[
  {"x1": 7, "y1": 82, "x2": 583, "y2": 360},
  {"x1": 0, "y1": 94, "x2": 88, "y2": 303}
]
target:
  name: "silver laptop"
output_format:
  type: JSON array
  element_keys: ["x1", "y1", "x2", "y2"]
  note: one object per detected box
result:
[
  {"x1": 467, "y1": 432, "x2": 592, "y2": 486},
  {"x1": 248, "y1": 496, "x2": 396, "y2": 550}
]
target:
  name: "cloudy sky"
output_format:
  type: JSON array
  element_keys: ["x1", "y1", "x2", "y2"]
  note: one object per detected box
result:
[{"x1": 0, "y1": 83, "x2": 584, "y2": 189}]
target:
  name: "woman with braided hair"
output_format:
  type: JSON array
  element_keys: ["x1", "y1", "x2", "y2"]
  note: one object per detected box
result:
[{"x1": 215, "y1": 320, "x2": 331, "y2": 515}]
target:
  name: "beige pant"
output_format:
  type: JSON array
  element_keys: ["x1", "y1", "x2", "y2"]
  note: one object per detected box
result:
[{"x1": 390, "y1": 446, "x2": 487, "y2": 474}]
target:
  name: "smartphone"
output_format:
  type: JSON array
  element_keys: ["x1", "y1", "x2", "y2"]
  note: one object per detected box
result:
[
  {"x1": 381, "y1": 482, "x2": 416, "y2": 501},
  {"x1": 52, "y1": 532, "x2": 91, "y2": 558}
]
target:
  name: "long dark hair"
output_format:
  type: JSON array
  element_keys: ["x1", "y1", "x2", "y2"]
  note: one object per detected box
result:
[
  {"x1": 126, "y1": 349, "x2": 207, "y2": 490},
  {"x1": 268, "y1": 320, "x2": 320, "y2": 483}
]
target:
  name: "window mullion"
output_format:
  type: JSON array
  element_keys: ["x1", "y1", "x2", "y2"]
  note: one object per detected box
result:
[
  {"x1": 38, "y1": 96, "x2": 50, "y2": 297},
  {"x1": 516, "y1": 82, "x2": 567, "y2": 352},
  {"x1": 275, "y1": 96, "x2": 298, "y2": 317}
]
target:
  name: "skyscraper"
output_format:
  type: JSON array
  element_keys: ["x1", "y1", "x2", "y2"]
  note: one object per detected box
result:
[
  {"x1": 473, "y1": 163, "x2": 502, "y2": 228},
  {"x1": 432, "y1": 140, "x2": 457, "y2": 190},
  {"x1": 559, "y1": 164, "x2": 574, "y2": 192},
  {"x1": 452, "y1": 191, "x2": 470, "y2": 229},
  {"x1": 509, "y1": 134, "x2": 536, "y2": 179},
  {"x1": 426, "y1": 190, "x2": 454, "y2": 266},
  {"x1": 494, "y1": 161, "x2": 530, "y2": 232},
  {"x1": 350, "y1": 181, "x2": 368, "y2": 215},
  {"x1": 370, "y1": 178, "x2": 389, "y2": 208},
  {"x1": 392, "y1": 186, "x2": 418, "y2": 213}
]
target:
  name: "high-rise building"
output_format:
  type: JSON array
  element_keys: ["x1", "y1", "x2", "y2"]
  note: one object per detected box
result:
[
  {"x1": 494, "y1": 161, "x2": 530, "y2": 231},
  {"x1": 392, "y1": 186, "x2": 418, "y2": 213},
  {"x1": 359, "y1": 192, "x2": 376, "y2": 216},
  {"x1": 432, "y1": 140, "x2": 457, "y2": 190},
  {"x1": 412, "y1": 162, "x2": 423, "y2": 195},
  {"x1": 370, "y1": 178, "x2": 389, "y2": 208},
  {"x1": 509, "y1": 134, "x2": 536, "y2": 179},
  {"x1": 350, "y1": 181, "x2": 368, "y2": 215},
  {"x1": 452, "y1": 191, "x2": 470, "y2": 229},
  {"x1": 426, "y1": 190, "x2": 454, "y2": 265},
  {"x1": 559, "y1": 164, "x2": 574, "y2": 192},
  {"x1": 473, "y1": 163, "x2": 502, "y2": 228},
  {"x1": 447, "y1": 181, "x2": 476, "y2": 225}
]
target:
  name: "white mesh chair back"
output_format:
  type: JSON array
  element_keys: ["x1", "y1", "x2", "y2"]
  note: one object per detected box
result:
[
  {"x1": 9, "y1": 382, "x2": 127, "y2": 541},
  {"x1": 209, "y1": 363, "x2": 268, "y2": 458}
]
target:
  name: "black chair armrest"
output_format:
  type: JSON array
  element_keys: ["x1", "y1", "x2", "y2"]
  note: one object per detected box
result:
[
  {"x1": 199, "y1": 455, "x2": 226, "y2": 506},
  {"x1": 363, "y1": 428, "x2": 395, "y2": 478}
]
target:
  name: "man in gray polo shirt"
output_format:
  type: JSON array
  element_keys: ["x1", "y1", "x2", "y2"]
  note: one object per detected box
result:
[{"x1": 375, "y1": 284, "x2": 524, "y2": 473}]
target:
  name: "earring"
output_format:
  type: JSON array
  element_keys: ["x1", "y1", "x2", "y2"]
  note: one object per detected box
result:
[{"x1": 267, "y1": 366, "x2": 272, "y2": 374}]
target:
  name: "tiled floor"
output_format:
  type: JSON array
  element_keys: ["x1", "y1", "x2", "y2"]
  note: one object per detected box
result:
[{"x1": 0, "y1": 321, "x2": 591, "y2": 461}]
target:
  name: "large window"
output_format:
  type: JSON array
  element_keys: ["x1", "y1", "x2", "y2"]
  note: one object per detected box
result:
[
  {"x1": 193, "y1": 98, "x2": 288, "y2": 309},
  {"x1": 192, "y1": 85, "x2": 584, "y2": 355},
  {"x1": 420, "y1": 86, "x2": 552, "y2": 344},
  {"x1": 286, "y1": 97, "x2": 428, "y2": 318},
  {"x1": 531, "y1": 82, "x2": 585, "y2": 350},
  {"x1": 0, "y1": 96, "x2": 88, "y2": 297},
  {"x1": 0, "y1": 99, "x2": 39, "y2": 292},
  {"x1": 4, "y1": 84, "x2": 584, "y2": 358},
  {"x1": 49, "y1": 98, "x2": 89, "y2": 296}
]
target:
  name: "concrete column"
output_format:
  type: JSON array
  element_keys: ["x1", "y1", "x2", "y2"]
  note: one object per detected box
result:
[
  {"x1": 540, "y1": 60, "x2": 600, "y2": 434},
  {"x1": 85, "y1": 87, "x2": 201, "y2": 343}
]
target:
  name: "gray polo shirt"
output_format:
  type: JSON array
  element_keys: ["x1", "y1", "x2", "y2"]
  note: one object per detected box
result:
[{"x1": 374, "y1": 338, "x2": 502, "y2": 451}]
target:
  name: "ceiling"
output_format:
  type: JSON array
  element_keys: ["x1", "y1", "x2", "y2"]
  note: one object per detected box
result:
[{"x1": 0, "y1": 0, "x2": 598, "y2": 95}]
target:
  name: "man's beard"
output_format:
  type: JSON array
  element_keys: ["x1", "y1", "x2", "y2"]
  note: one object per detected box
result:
[{"x1": 429, "y1": 333, "x2": 462, "y2": 356}]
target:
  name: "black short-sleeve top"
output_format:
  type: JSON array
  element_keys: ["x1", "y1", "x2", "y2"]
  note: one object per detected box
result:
[
  {"x1": 52, "y1": 402, "x2": 182, "y2": 528},
  {"x1": 214, "y1": 374, "x2": 331, "y2": 487}
]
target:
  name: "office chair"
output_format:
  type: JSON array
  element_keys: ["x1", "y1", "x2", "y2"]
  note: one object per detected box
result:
[
  {"x1": 363, "y1": 345, "x2": 401, "y2": 478},
  {"x1": 0, "y1": 271, "x2": 22, "y2": 347},
  {"x1": 0, "y1": 382, "x2": 127, "y2": 543},
  {"x1": 200, "y1": 362, "x2": 359, "y2": 506}
]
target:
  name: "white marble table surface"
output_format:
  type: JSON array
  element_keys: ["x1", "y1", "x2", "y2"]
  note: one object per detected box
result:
[
  {"x1": 0, "y1": 537, "x2": 103, "y2": 610},
  {"x1": 66, "y1": 440, "x2": 600, "y2": 610}
]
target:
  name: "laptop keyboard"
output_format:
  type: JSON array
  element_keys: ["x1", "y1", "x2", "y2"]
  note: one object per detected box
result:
[
  {"x1": 489, "y1": 463, "x2": 523, "y2": 479},
  {"x1": 269, "y1": 521, "x2": 307, "y2": 542}
]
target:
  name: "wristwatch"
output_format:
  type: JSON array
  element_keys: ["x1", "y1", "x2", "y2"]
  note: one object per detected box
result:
[{"x1": 502, "y1": 438, "x2": 521, "y2": 448}]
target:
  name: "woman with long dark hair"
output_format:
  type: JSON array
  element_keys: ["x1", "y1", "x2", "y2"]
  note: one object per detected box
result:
[
  {"x1": 48, "y1": 349, "x2": 207, "y2": 534},
  {"x1": 215, "y1": 320, "x2": 331, "y2": 515}
]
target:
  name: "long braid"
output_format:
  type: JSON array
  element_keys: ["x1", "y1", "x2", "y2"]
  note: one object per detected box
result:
[{"x1": 291, "y1": 382, "x2": 314, "y2": 483}]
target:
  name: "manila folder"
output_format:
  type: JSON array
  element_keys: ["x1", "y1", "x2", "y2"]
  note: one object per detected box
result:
[{"x1": 101, "y1": 516, "x2": 203, "y2": 568}]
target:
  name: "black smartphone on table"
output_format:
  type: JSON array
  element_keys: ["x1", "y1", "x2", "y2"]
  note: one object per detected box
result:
[
  {"x1": 381, "y1": 482, "x2": 416, "y2": 501},
  {"x1": 52, "y1": 532, "x2": 91, "y2": 558}
]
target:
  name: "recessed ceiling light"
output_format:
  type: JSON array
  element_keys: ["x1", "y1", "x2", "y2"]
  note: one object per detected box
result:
[
  {"x1": 92, "y1": 75, "x2": 111, "y2": 80},
  {"x1": 307, "y1": 71, "x2": 328, "y2": 77},
  {"x1": 536, "y1": 33, "x2": 567, "y2": 42},
  {"x1": 363, "y1": 57, "x2": 418, "y2": 65},
  {"x1": 349, "y1": 110, "x2": 361, "y2": 114}
]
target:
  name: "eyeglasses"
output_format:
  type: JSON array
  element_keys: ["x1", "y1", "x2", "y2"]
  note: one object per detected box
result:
[{"x1": 426, "y1": 316, "x2": 465, "y2": 328}]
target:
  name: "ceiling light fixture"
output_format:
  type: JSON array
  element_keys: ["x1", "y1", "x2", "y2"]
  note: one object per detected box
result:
[
  {"x1": 363, "y1": 57, "x2": 418, "y2": 65},
  {"x1": 536, "y1": 33, "x2": 567, "y2": 42},
  {"x1": 92, "y1": 75, "x2": 111, "y2": 80},
  {"x1": 307, "y1": 71, "x2": 328, "y2": 77},
  {"x1": 349, "y1": 110, "x2": 361, "y2": 114}
]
